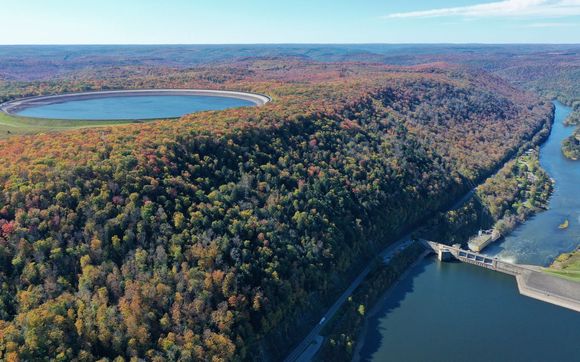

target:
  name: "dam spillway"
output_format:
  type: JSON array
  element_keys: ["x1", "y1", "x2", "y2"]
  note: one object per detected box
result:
[{"x1": 423, "y1": 240, "x2": 580, "y2": 313}]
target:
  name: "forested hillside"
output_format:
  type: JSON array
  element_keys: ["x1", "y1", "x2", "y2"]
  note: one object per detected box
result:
[
  {"x1": 0, "y1": 62, "x2": 552, "y2": 360},
  {"x1": 480, "y1": 53, "x2": 580, "y2": 159},
  {"x1": 562, "y1": 129, "x2": 580, "y2": 160}
]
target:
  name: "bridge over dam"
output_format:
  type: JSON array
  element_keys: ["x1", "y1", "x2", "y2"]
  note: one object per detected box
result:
[{"x1": 422, "y1": 241, "x2": 580, "y2": 313}]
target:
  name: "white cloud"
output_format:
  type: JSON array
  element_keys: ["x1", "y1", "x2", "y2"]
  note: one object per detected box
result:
[
  {"x1": 523, "y1": 21, "x2": 578, "y2": 26},
  {"x1": 384, "y1": 0, "x2": 580, "y2": 19}
]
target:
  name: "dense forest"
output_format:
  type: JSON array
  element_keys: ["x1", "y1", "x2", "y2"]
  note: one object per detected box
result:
[
  {"x1": 562, "y1": 129, "x2": 580, "y2": 160},
  {"x1": 475, "y1": 150, "x2": 553, "y2": 234},
  {"x1": 317, "y1": 242, "x2": 425, "y2": 362},
  {"x1": 0, "y1": 60, "x2": 553, "y2": 360},
  {"x1": 2, "y1": 44, "x2": 577, "y2": 150}
]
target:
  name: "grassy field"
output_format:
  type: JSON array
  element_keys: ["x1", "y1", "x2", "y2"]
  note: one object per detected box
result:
[
  {"x1": 547, "y1": 248, "x2": 580, "y2": 282},
  {"x1": 0, "y1": 112, "x2": 149, "y2": 139}
]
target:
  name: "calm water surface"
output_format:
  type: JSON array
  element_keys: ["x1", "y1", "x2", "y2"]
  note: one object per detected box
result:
[
  {"x1": 358, "y1": 257, "x2": 580, "y2": 362},
  {"x1": 357, "y1": 102, "x2": 580, "y2": 362},
  {"x1": 15, "y1": 95, "x2": 254, "y2": 120}
]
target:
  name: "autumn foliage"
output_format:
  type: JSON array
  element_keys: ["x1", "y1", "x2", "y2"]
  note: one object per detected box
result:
[{"x1": 0, "y1": 61, "x2": 552, "y2": 360}]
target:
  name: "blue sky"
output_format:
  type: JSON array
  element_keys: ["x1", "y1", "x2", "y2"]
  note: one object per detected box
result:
[{"x1": 2, "y1": 0, "x2": 580, "y2": 44}]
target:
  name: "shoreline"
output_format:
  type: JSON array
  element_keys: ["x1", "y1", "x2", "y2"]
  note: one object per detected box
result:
[
  {"x1": 350, "y1": 101, "x2": 566, "y2": 361},
  {"x1": 0, "y1": 89, "x2": 271, "y2": 117},
  {"x1": 352, "y1": 250, "x2": 431, "y2": 362},
  {"x1": 516, "y1": 270, "x2": 580, "y2": 313}
]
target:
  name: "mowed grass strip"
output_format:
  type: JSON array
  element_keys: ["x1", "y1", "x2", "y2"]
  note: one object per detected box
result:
[
  {"x1": 547, "y1": 249, "x2": 580, "y2": 282},
  {"x1": 0, "y1": 112, "x2": 153, "y2": 139}
]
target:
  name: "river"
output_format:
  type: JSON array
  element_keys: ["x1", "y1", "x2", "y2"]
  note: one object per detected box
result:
[
  {"x1": 485, "y1": 102, "x2": 580, "y2": 265},
  {"x1": 356, "y1": 102, "x2": 580, "y2": 362}
]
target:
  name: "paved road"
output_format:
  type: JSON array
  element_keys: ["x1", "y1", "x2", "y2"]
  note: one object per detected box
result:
[
  {"x1": 283, "y1": 236, "x2": 415, "y2": 362},
  {"x1": 284, "y1": 186, "x2": 479, "y2": 362}
]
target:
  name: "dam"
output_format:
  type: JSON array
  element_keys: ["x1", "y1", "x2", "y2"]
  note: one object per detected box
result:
[{"x1": 423, "y1": 240, "x2": 580, "y2": 313}]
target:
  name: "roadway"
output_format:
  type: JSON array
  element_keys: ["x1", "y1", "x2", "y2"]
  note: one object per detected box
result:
[
  {"x1": 283, "y1": 236, "x2": 415, "y2": 362},
  {"x1": 284, "y1": 185, "x2": 480, "y2": 362}
]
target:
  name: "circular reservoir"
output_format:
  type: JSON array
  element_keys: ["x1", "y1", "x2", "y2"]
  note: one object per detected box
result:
[{"x1": 0, "y1": 89, "x2": 270, "y2": 120}]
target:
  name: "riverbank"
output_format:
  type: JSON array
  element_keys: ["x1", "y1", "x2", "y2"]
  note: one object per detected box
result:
[
  {"x1": 473, "y1": 147, "x2": 553, "y2": 243},
  {"x1": 484, "y1": 102, "x2": 579, "y2": 265},
  {"x1": 282, "y1": 95, "x2": 554, "y2": 362},
  {"x1": 418, "y1": 138, "x2": 554, "y2": 252},
  {"x1": 355, "y1": 101, "x2": 580, "y2": 361},
  {"x1": 351, "y1": 249, "x2": 430, "y2": 362},
  {"x1": 424, "y1": 241, "x2": 580, "y2": 313},
  {"x1": 314, "y1": 242, "x2": 427, "y2": 362},
  {"x1": 559, "y1": 101, "x2": 580, "y2": 160},
  {"x1": 311, "y1": 147, "x2": 554, "y2": 358},
  {"x1": 547, "y1": 247, "x2": 580, "y2": 282}
]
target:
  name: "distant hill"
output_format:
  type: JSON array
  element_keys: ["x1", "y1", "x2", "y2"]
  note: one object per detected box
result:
[
  {"x1": 4, "y1": 44, "x2": 577, "y2": 162},
  {"x1": 0, "y1": 43, "x2": 578, "y2": 80}
]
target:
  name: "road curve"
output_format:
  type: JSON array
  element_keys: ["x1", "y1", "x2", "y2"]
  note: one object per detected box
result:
[{"x1": 283, "y1": 237, "x2": 416, "y2": 362}]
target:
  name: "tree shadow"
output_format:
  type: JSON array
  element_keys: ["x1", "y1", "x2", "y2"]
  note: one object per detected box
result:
[{"x1": 356, "y1": 257, "x2": 430, "y2": 362}]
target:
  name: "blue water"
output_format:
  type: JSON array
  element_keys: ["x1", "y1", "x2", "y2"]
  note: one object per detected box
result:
[
  {"x1": 15, "y1": 95, "x2": 254, "y2": 120},
  {"x1": 357, "y1": 102, "x2": 580, "y2": 362},
  {"x1": 484, "y1": 102, "x2": 580, "y2": 266},
  {"x1": 358, "y1": 257, "x2": 580, "y2": 362}
]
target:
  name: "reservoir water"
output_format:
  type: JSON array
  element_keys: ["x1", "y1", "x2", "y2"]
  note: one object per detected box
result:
[
  {"x1": 13, "y1": 94, "x2": 255, "y2": 120},
  {"x1": 357, "y1": 102, "x2": 580, "y2": 362}
]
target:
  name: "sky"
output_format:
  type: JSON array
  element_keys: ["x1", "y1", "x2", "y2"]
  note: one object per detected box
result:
[{"x1": 1, "y1": 0, "x2": 580, "y2": 44}]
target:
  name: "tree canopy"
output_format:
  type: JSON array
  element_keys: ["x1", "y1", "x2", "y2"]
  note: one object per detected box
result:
[{"x1": 0, "y1": 61, "x2": 552, "y2": 360}]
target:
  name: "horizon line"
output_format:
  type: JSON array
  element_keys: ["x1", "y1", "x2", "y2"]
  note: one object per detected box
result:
[{"x1": 0, "y1": 42, "x2": 580, "y2": 46}]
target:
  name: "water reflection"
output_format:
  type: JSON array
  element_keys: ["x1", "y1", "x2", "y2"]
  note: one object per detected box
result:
[
  {"x1": 358, "y1": 103, "x2": 580, "y2": 362},
  {"x1": 358, "y1": 257, "x2": 580, "y2": 362}
]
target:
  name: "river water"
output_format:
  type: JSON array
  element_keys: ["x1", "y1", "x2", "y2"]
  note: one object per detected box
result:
[
  {"x1": 15, "y1": 95, "x2": 254, "y2": 120},
  {"x1": 357, "y1": 102, "x2": 580, "y2": 362},
  {"x1": 485, "y1": 102, "x2": 580, "y2": 265}
]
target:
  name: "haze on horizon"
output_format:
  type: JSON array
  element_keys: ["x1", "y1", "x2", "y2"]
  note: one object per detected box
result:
[{"x1": 2, "y1": 0, "x2": 580, "y2": 45}]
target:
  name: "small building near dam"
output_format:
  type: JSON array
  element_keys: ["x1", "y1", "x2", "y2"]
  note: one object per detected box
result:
[{"x1": 468, "y1": 229, "x2": 501, "y2": 252}]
